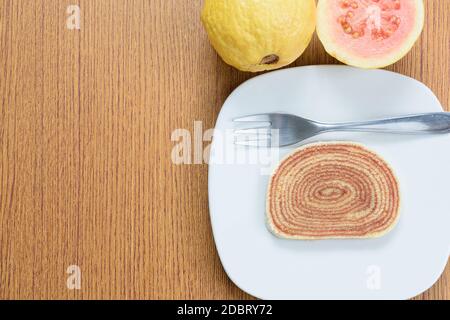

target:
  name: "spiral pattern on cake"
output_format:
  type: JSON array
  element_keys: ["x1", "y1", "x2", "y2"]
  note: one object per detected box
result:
[{"x1": 267, "y1": 142, "x2": 400, "y2": 239}]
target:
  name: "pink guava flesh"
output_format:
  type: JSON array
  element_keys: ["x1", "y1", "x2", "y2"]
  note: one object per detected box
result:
[{"x1": 327, "y1": 0, "x2": 418, "y2": 58}]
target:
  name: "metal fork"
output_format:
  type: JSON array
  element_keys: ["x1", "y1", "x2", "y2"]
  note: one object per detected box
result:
[{"x1": 234, "y1": 112, "x2": 450, "y2": 147}]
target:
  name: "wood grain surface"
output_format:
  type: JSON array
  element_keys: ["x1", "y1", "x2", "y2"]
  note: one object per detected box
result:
[{"x1": 0, "y1": 0, "x2": 448, "y2": 300}]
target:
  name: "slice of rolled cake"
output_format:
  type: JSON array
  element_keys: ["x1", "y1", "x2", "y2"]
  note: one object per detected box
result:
[{"x1": 266, "y1": 142, "x2": 400, "y2": 240}]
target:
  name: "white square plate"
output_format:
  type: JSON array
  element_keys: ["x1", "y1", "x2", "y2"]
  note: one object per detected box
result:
[{"x1": 208, "y1": 66, "x2": 450, "y2": 300}]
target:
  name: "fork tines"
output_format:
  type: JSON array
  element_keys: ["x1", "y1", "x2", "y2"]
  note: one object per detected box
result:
[{"x1": 233, "y1": 114, "x2": 277, "y2": 147}]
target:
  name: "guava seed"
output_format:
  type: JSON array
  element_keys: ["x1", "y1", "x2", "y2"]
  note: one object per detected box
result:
[{"x1": 339, "y1": 0, "x2": 402, "y2": 40}]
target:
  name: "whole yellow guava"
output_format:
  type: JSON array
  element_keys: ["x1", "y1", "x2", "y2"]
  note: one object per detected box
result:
[{"x1": 201, "y1": 0, "x2": 316, "y2": 72}]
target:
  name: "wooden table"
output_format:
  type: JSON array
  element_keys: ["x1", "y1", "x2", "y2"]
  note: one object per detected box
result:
[{"x1": 0, "y1": 0, "x2": 448, "y2": 300}]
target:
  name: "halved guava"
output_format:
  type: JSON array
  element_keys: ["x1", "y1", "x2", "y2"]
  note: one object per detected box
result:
[{"x1": 317, "y1": 0, "x2": 424, "y2": 68}]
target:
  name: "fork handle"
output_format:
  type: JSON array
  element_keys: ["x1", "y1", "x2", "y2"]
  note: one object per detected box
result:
[{"x1": 324, "y1": 113, "x2": 450, "y2": 134}]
